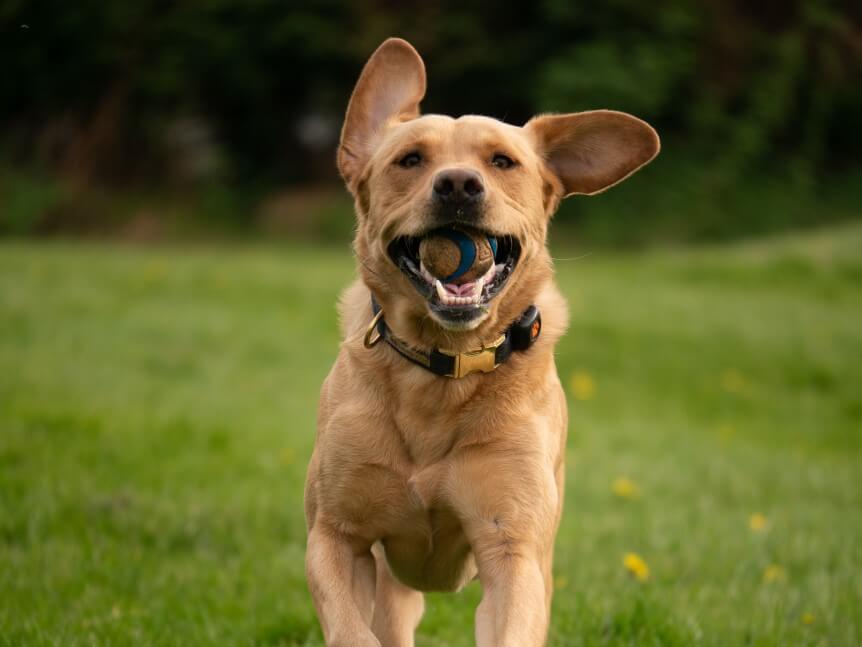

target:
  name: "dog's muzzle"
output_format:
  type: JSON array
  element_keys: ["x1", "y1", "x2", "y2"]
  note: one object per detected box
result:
[{"x1": 387, "y1": 229, "x2": 521, "y2": 325}]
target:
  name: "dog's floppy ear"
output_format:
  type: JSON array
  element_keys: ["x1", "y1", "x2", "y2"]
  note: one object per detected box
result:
[
  {"x1": 338, "y1": 38, "x2": 426, "y2": 187},
  {"x1": 525, "y1": 110, "x2": 659, "y2": 197}
]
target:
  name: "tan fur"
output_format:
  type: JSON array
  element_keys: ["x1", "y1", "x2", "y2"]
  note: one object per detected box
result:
[{"x1": 304, "y1": 38, "x2": 659, "y2": 646}]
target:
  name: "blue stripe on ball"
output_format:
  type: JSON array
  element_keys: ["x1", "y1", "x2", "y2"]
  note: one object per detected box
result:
[{"x1": 438, "y1": 229, "x2": 475, "y2": 282}]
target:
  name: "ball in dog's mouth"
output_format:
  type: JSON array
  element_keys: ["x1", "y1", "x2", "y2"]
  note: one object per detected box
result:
[
  {"x1": 419, "y1": 227, "x2": 496, "y2": 289},
  {"x1": 387, "y1": 226, "x2": 521, "y2": 325}
]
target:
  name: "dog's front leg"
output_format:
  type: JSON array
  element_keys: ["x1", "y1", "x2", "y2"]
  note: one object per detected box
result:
[
  {"x1": 458, "y1": 457, "x2": 558, "y2": 647},
  {"x1": 472, "y1": 536, "x2": 550, "y2": 647},
  {"x1": 306, "y1": 523, "x2": 379, "y2": 647}
]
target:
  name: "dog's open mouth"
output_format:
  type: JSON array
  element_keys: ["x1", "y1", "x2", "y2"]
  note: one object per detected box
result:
[{"x1": 387, "y1": 228, "x2": 521, "y2": 323}]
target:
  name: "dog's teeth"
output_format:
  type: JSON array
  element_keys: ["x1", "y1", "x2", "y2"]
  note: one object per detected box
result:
[
  {"x1": 434, "y1": 278, "x2": 485, "y2": 307},
  {"x1": 420, "y1": 262, "x2": 434, "y2": 284},
  {"x1": 472, "y1": 277, "x2": 484, "y2": 297}
]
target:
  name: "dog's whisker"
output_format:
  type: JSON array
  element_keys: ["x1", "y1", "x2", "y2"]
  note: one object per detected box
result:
[{"x1": 550, "y1": 253, "x2": 593, "y2": 262}]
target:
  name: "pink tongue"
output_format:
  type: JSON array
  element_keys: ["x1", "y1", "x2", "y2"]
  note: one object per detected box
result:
[{"x1": 444, "y1": 281, "x2": 476, "y2": 296}]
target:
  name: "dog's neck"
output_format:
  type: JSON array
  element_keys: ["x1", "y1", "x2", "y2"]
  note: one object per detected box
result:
[
  {"x1": 367, "y1": 296, "x2": 541, "y2": 379},
  {"x1": 339, "y1": 277, "x2": 570, "y2": 374}
]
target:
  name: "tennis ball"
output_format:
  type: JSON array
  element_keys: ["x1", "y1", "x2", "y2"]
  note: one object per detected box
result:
[{"x1": 419, "y1": 227, "x2": 497, "y2": 284}]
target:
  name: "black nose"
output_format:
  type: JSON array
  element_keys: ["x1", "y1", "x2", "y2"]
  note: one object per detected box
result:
[{"x1": 432, "y1": 168, "x2": 485, "y2": 205}]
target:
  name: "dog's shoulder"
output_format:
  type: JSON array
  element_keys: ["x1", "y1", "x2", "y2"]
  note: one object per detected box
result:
[
  {"x1": 532, "y1": 280, "x2": 569, "y2": 348},
  {"x1": 336, "y1": 278, "x2": 372, "y2": 341}
]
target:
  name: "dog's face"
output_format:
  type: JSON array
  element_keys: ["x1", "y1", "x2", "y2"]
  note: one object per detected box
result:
[{"x1": 339, "y1": 39, "x2": 659, "y2": 344}]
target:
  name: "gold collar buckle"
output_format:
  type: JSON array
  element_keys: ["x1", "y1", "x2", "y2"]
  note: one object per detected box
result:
[
  {"x1": 363, "y1": 308, "x2": 384, "y2": 348},
  {"x1": 440, "y1": 334, "x2": 505, "y2": 378}
]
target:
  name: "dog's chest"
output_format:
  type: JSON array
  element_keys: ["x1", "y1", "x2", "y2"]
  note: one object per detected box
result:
[
  {"x1": 322, "y1": 377, "x2": 503, "y2": 590},
  {"x1": 379, "y1": 416, "x2": 479, "y2": 591},
  {"x1": 382, "y1": 497, "x2": 476, "y2": 592},
  {"x1": 391, "y1": 392, "x2": 478, "y2": 464},
  {"x1": 329, "y1": 423, "x2": 476, "y2": 590},
  {"x1": 325, "y1": 448, "x2": 474, "y2": 591}
]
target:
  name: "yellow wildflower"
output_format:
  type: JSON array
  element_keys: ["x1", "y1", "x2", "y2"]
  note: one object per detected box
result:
[
  {"x1": 749, "y1": 513, "x2": 768, "y2": 532},
  {"x1": 623, "y1": 553, "x2": 650, "y2": 582},
  {"x1": 801, "y1": 612, "x2": 815, "y2": 625},
  {"x1": 763, "y1": 564, "x2": 786, "y2": 583},
  {"x1": 570, "y1": 372, "x2": 596, "y2": 400},
  {"x1": 612, "y1": 477, "x2": 639, "y2": 499}
]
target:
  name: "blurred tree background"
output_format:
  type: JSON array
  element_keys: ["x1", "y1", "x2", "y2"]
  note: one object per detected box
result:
[{"x1": 2, "y1": 0, "x2": 861, "y2": 244}]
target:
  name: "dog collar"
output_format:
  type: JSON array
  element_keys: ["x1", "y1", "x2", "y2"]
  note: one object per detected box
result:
[{"x1": 364, "y1": 298, "x2": 541, "y2": 378}]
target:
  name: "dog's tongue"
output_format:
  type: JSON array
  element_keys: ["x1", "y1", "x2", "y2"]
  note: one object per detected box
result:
[{"x1": 443, "y1": 281, "x2": 477, "y2": 296}]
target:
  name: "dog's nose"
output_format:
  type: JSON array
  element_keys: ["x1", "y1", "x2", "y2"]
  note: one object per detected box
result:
[{"x1": 432, "y1": 169, "x2": 484, "y2": 205}]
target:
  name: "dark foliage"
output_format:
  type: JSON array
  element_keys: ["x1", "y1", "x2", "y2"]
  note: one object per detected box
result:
[{"x1": 1, "y1": 1, "x2": 860, "y2": 241}]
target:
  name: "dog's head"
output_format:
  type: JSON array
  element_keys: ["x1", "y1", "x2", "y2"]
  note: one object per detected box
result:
[{"x1": 339, "y1": 38, "x2": 659, "y2": 347}]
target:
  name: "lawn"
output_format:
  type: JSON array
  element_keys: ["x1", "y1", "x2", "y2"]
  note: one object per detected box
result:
[{"x1": 1, "y1": 223, "x2": 860, "y2": 646}]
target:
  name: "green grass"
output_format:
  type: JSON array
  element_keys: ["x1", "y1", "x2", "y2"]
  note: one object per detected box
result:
[{"x1": 1, "y1": 223, "x2": 861, "y2": 646}]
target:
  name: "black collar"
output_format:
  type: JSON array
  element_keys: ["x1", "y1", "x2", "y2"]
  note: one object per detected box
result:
[{"x1": 365, "y1": 298, "x2": 541, "y2": 378}]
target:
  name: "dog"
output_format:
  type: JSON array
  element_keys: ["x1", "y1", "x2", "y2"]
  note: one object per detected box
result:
[{"x1": 304, "y1": 38, "x2": 659, "y2": 646}]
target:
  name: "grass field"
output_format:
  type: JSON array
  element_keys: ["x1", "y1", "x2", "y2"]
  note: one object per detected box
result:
[{"x1": 1, "y1": 223, "x2": 861, "y2": 646}]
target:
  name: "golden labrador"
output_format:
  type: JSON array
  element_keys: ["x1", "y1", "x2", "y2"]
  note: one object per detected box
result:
[{"x1": 304, "y1": 38, "x2": 659, "y2": 646}]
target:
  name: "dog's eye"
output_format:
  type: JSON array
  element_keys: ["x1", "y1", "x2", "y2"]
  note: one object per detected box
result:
[
  {"x1": 491, "y1": 153, "x2": 516, "y2": 169},
  {"x1": 397, "y1": 152, "x2": 423, "y2": 168}
]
